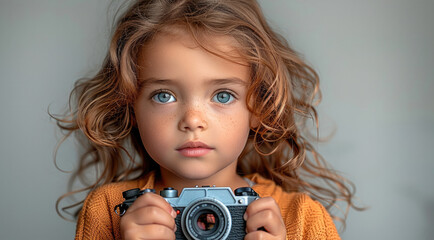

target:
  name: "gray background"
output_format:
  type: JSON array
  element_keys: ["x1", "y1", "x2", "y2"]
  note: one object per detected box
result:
[{"x1": 1, "y1": 0, "x2": 433, "y2": 239}]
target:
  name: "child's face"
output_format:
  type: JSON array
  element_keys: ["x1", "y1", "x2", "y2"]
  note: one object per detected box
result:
[{"x1": 134, "y1": 31, "x2": 252, "y2": 182}]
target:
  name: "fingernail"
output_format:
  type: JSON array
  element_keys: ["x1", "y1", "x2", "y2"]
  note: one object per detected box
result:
[
  {"x1": 174, "y1": 224, "x2": 177, "y2": 232},
  {"x1": 171, "y1": 209, "x2": 177, "y2": 218},
  {"x1": 243, "y1": 212, "x2": 248, "y2": 220}
]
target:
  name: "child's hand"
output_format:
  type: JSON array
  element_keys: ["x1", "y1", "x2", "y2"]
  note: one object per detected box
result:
[
  {"x1": 120, "y1": 192, "x2": 177, "y2": 240},
  {"x1": 244, "y1": 197, "x2": 287, "y2": 240}
]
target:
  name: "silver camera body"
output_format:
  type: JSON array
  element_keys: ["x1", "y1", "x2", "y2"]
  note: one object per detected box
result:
[{"x1": 115, "y1": 186, "x2": 259, "y2": 240}]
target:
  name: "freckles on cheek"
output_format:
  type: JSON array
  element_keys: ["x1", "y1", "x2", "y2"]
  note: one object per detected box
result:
[
  {"x1": 140, "y1": 111, "x2": 177, "y2": 143},
  {"x1": 216, "y1": 107, "x2": 250, "y2": 132},
  {"x1": 219, "y1": 115, "x2": 250, "y2": 139},
  {"x1": 219, "y1": 116, "x2": 236, "y2": 132},
  {"x1": 218, "y1": 115, "x2": 250, "y2": 158},
  {"x1": 150, "y1": 114, "x2": 174, "y2": 132}
]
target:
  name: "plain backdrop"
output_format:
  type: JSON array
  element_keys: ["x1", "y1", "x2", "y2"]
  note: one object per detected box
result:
[{"x1": 1, "y1": 0, "x2": 433, "y2": 239}]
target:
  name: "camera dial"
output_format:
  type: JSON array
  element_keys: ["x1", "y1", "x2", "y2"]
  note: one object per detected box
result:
[
  {"x1": 160, "y1": 187, "x2": 178, "y2": 198},
  {"x1": 234, "y1": 187, "x2": 258, "y2": 196},
  {"x1": 122, "y1": 188, "x2": 140, "y2": 199}
]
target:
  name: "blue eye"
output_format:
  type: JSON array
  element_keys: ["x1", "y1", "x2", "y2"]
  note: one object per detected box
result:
[
  {"x1": 152, "y1": 92, "x2": 176, "y2": 103},
  {"x1": 213, "y1": 91, "x2": 235, "y2": 104}
]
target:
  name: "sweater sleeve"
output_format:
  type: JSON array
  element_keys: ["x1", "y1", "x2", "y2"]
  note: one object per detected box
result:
[
  {"x1": 75, "y1": 186, "x2": 117, "y2": 240},
  {"x1": 282, "y1": 193, "x2": 340, "y2": 240}
]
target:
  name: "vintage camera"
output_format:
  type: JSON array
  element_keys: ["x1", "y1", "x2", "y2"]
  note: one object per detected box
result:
[{"x1": 115, "y1": 186, "x2": 259, "y2": 240}]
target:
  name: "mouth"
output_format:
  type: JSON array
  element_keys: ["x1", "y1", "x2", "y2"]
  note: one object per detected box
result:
[{"x1": 176, "y1": 141, "x2": 214, "y2": 157}]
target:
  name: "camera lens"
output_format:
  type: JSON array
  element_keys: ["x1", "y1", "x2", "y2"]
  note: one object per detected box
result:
[
  {"x1": 196, "y1": 211, "x2": 217, "y2": 231},
  {"x1": 181, "y1": 199, "x2": 231, "y2": 240}
]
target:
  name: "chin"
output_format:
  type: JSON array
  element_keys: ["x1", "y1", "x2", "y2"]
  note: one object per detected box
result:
[
  {"x1": 172, "y1": 166, "x2": 217, "y2": 181},
  {"x1": 177, "y1": 171, "x2": 213, "y2": 181}
]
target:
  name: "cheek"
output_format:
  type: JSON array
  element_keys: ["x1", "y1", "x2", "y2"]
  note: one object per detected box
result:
[
  {"x1": 219, "y1": 115, "x2": 249, "y2": 134},
  {"x1": 217, "y1": 112, "x2": 251, "y2": 156},
  {"x1": 136, "y1": 111, "x2": 176, "y2": 155}
]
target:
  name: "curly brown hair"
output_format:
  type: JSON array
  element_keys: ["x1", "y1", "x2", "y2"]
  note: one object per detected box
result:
[{"x1": 53, "y1": 0, "x2": 361, "y2": 229}]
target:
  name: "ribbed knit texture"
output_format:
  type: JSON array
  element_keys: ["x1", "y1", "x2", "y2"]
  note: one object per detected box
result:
[{"x1": 75, "y1": 172, "x2": 340, "y2": 239}]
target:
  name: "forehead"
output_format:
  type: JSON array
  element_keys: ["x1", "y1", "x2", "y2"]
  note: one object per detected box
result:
[
  {"x1": 139, "y1": 26, "x2": 246, "y2": 65},
  {"x1": 136, "y1": 27, "x2": 249, "y2": 82}
]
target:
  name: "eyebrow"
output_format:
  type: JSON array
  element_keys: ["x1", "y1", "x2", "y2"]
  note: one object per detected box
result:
[
  {"x1": 140, "y1": 77, "x2": 248, "y2": 87},
  {"x1": 140, "y1": 78, "x2": 177, "y2": 88},
  {"x1": 207, "y1": 77, "x2": 249, "y2": 87}
]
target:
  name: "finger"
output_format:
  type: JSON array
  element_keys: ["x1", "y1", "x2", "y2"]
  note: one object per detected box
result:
[
  {"x1": 121, "y1": 206, "x2": 176, "y2": 231},
  {"x1": 244, "y1": 230, "x2": 273, "y2": 240},
  {"x1": 244, "y1": 197, "x2": 281, "y2": 221},
  {"x1": 245, "y1": 209, "x2": 285, "y2": 235},
  {"x1": 127, "y1": 192, "x2": 176, "y2": 218},
  {"x1": 122, "y1": 223, "x2": 176, "y2": 240}
]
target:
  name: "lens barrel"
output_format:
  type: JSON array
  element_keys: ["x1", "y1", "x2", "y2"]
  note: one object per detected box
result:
[{"x1": 181, "y1": 199, "x2": 231, "y2": 240}]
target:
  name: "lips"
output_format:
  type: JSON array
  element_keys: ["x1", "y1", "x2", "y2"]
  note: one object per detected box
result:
[{"x1": 176, "y1": 141, "x2": 214, "y2": 157}]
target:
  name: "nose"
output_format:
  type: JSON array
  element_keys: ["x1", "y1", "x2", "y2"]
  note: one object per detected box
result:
[{"x1": 178, "y1": 108, "x2": 208, "y2": 132}]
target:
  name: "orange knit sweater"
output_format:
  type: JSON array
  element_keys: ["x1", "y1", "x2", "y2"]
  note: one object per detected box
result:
[{"x1": 75, "y1": 172, "x2": 340, "y2": 239}]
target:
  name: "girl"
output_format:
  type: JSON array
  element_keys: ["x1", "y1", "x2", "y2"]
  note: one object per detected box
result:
[{"x1": 55, "y1": 0, "x2": 359, "y2": 239}]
